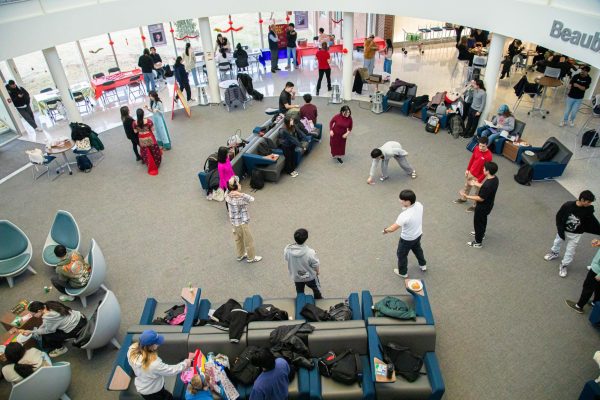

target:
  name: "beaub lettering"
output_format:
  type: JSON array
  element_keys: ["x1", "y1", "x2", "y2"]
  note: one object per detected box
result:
[{"x1": 550, "y1": 20, "x2": 600, "y2": 52}]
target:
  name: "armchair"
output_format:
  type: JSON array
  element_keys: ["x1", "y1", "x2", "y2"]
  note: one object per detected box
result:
[
  {"x1": 518, "y1": 136, "x2": 572, "y2": 180},
  {"x1": 492, "y1": 119, "x2": 526, "y2": 154}
]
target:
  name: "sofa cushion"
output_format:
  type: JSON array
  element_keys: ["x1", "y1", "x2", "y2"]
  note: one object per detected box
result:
[
  {"x1": 258, "y1": 298, "x2": 297, "y2": 320},
  {"x1": 306, "y1": 320, "x2": 365, "y2": 330},
  {"x1": 320, "y1": 376, "x2": 363, "y2": 399},
  {"x1": 188, "y1": 332, "x2": 246, "y2": 358},
  {"x1": 374, "y1": 364, "x2": 431, "y2": 400},
  {"x1": 256, "y1": 156, "x2": 285, "y2": 182},
  {"x1": 375, "y1": 325, "x2": 436, "y2": 356},
  {"x1": 127, "y1": 325, "x2": 187, "y2": 335},
  {"x1": 247, "y1": 319, "x2": 300, "y2": 331},
  {"x1": 308, "y1": 327, "x2": 367, "y2": 356}
]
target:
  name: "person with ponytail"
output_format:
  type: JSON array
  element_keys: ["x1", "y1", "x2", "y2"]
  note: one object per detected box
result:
[
  {"x1": 21, "y1": 301, "x2": 86, "y2": 358},
  {"x1": 1, "y1": 342, "x2": 50, "y2": 383},
  {"x1": 120, "y1": 106, "x2": 142, "y2": 161},
  {"x1": 133, "y1": 108, "x2": 162, "y2": 175},
  {"x1": 182, "y1": 42, "x2": 199, "y2": 87},
  {"x1": 145, "y1": 91, "x2": 172, "y2": 150},
  {"x1": 128, "y1": 330, "x2": 191, "y2": 400}
]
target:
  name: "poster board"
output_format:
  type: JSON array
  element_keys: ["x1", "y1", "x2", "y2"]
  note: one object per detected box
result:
[
  {"x1": 273, "y1": 24, "x2": 288, "y2": 49},
  {"x1": 295, "y1": 12, "x2": 309, "y2": 29},
  {"x1": 149, "y1": 23, "x2": 166, "y2": 47},
  {"x1": 171, "y1": 82, "x2": 191, "y2": 120}
]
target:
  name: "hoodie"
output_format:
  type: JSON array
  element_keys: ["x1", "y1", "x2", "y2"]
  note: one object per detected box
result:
[
  {"x1": 284, "y1": 243, "x2": 320, "y2": 283},
  {"x1": 32, "y1": 310, "x2": 82, "y2": 336},
  {"x1": 127, "y1": 345, "x2": 188, "y2": 395},
  {"x1": 556, "y1": 201, "x2": 600, "y2": 238}
]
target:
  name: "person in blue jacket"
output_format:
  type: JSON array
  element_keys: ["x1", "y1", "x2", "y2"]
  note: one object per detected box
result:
[{"x1": 173, "y1": 56, "x2": 193, "y2": 102}]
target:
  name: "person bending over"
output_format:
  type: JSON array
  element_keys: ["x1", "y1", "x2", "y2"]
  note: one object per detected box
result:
[{"x1": 367, "y1": 141, "x2": 417, "y2": 184}]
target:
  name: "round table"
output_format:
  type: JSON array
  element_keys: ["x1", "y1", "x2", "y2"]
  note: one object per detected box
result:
[
  {"x1": 47, "y1": 140, "x2": 75, "y2": 175},
  {"x1": 219, "y1": 79, "x2": 238, "y2": 89},
  {"x1": 529, "y1": 76, "x2": 562, "y2": 119}
]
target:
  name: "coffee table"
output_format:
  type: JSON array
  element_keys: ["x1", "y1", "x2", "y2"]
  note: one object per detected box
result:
[
  {"x1": 47, "y1": 140, "x2": 75, "y2": 175},
  {"x1": 502, "y1": 140, "x2": 533, "y2": 162},
  {"x1": 1, "y1": 309, "x2": 42, "y2": 332}
]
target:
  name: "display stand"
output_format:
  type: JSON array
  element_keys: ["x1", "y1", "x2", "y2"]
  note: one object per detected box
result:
[{"x1": 171, "y1": 82, "x2": 191, "y2": 120}]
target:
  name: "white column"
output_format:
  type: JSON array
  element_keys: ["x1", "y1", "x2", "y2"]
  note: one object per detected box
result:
[
  {"x1": 6, "y1": 59, "x2": 24, "y2": 87},
  {"x1": 198, "y1": 17, "x2": 221, "y2": 104},
  {"x1": 258, "y1": 13, "x2": 265, "y2": 49},
  {"x1": 342, "y1": 12, "x2": 354, "y2": 101},
  {"x1": 139, "y1": 27, "x2": 147, "y2": 49},
  {"x1": 42, "y1": 46, "x2": 80, "y2": 123},
  {"x1": 480, "y1": 33, "x2": 506, "y2": 125},
  {"x1": 586, "y1": 66, "x2": 599, "y2": 100},
  {"x1": 75, "y1": 40, "x2": 92, "y2": 83},
  {"x1": 169, "y1": 22, "x2": 178, "y2": 57}
]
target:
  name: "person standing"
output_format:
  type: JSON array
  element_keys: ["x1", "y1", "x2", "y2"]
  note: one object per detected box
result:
[
  {"x1": 268, "y1": 24, "x2": 280, "y2": 73},
  {"x1": 173, "y1": 56, "x2": 193, "y2": 102},
  {"x1": 463, "y1": 79, "x2": 486, "y2": 138},
  {"x1": 544, "y1": 190, "x2": 600, "y2": 277},
  {"x1": 383, "y1": 189, "x2": 427, "y2": 278},
  {"x1": 149, "y1": 47, "x2": 164, "y2": 81},
  {"x1": 460, "y1": 161, "x2": 499, "y2": 248},
  {"x1": 215, "y1": 34, "x2": 230, "y2": 53},
  {"x1": 561, "y1": 65, "x2": 591, "y2": 127},
  {"x1": 217, "y1": 146, "x2": 235, "y2": 190},
  {"x1": 138, "y1": 49, "x2": 156, "y2": 93},
  {"x1": 285, "y1": 23, "x2": 298, "y2": 70},
  {"x1": 329, "y1": 105, "x2": 353, "y2": 164},
  {"x1": 454, "y1": 25, "x2": 464, "y2": 45},
  {"x1": 128, "y1": 330, "x2": 191, "y2": 400},
  {"x1": 363, "y1": 34, "x2": 378, "y2": 76},
  {"x1": 183, "y1": 43, "x2": 199, "y2": 87},
  {"x1": 566, "y1": 239, "x2": 600, "y2": 313},
  {"x1": 249, "y1": 348, "x2": 290, "y2": 400},
  {"x1": 278, "y1": 116, "x2": 301, "y2": 177},
  {"x1": 367, "y1": 141, "x2": 417, "y2": 184},
  {"x1": 120, "y1": 106, "x2": 141, "y2": 161},
  {"x1": 146, "y1": 91, "x2": 172, "y2": 150},
  {"x1": 5, "y1": 80, "x2": 42, "y2": 132},
  {"x1": 225, "y1": 177, "x2": 262, "y2": 263},
  {"x1": 453, "y1": 137, "x2": 493, "y2": 212},
  {"x1": 315, "y1": 42, "x2": 332, "y2": 96},
  {"x1": 133, "y1": 108, "x2": 162, "y2": 176},
  {"x1": 383, "y1": 39, "x2": 394, "y2": 77},
  {"x1": 278, "y1": 82, "x2": 299, "y2": 114},
  {"x1": 284, "y1": 228, "x2": 322, "y2": 299}
]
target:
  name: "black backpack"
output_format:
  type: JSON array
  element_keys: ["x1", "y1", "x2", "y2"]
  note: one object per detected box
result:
[
  {"x1": 250, "y1": 169, "x2": 265, "y2": 190},
  {"x1": 536, "y1": 141, "x2": 559, "y2": 161},
  {"x1": 300, "y1": 303, "x2": 330, "y2": 322},
  {"x1": 449, "y1": 114, "x2": 464, "y2": 139},
  {"x1": 231, "y1": 346, "x2": 262, "y2": 385},
  {"x1": 381, "y1": 343, "x2": 425, "y2": 383},
  {"x1": 76, "y1": 155, "x2": 93, "y2": 172},
  {"x1": 253, "y1": 304, "x2": 288, "y2": 321},
  {"x1": 327, "y1": 302, "x2": 353, "y2": 321},
  {"x1": 204, "y1": 152, "x2": 218, "y2": 172},
  {"x1": 163, "y1": 65, "x2": 174, "y2": 78},
  {"x1": 410, "y1": 95, "x2": 429, "y2": 114},
  {"x1": 581, "y1": 129, "x2": 599, "y2": 147},
  {"x1": 318, "y1": 349, "x2": 362, "y2": 385},
  {"x1": 514, "y1": 164, "x2": 533, "y2": 186}
]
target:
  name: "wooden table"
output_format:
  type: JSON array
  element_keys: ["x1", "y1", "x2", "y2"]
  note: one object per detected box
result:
[
  {"x1": 529, "y1": 76, "x2": 562, "y2": 118},
  {"x1": 47, "y1": 140, "x2": 75, "y2": 175},
  {"x1": 1, "y1": 309, "x2": 41, "y2": 332},
  {"x1": 502, "y1": 140, "x2": 532, "y2": 162}
]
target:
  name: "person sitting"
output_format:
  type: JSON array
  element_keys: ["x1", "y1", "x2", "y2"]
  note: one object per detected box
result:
[
  {"x1": 475, "y1": 104, "x2": 516, "y2": 146},
  {"x1": 1, "y1": 342, "x2": 50, "y2": 383},
  {"x1": 249, "y1": 347, "x2": 290, "y2": 400},
  {"x1": 456, "y1": 36, "x2": 472, "y2": 63},
  {"x1": 233, "y1": 43, "x2": 249, "y2": 70},
  {"x1": 317, "y1": 27, "x2": 330, "y2": 45},
  {"x1": 51, "y1": 245, "x2": 91, "y2": 302},
  {"x1": 216, "y1": 48, "x2": 231, "y2": 76},
  {"x1": 299, "y1": 93, "x2": 317, "y2": 124},
  {"x1": 185, "y1": 373, "x2": 212, "y2": 399},
  {"x1": 278, "y1": 82, "x2": 299, "y2": 115}
]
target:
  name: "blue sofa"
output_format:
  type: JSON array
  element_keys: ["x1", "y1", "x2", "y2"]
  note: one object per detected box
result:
[
  {"x1": 517, "y1": 136, "x2": 573, "y2": 180},
  {"x1": 361, "y1": 285, "x2": 435, "y2": 326}
]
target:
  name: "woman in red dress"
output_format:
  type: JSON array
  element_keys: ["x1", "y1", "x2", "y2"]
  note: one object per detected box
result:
[
  {"x1": 132, "y1": 108, "x2": 162, "y2": 175},
  {"x1": 329, "y1": 105, "x2": 353, "y2": 163}
]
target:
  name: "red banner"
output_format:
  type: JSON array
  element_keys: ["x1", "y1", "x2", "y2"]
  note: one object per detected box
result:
[{"x1": 273, "y1": 23, "x2": 288, "y2": 49}]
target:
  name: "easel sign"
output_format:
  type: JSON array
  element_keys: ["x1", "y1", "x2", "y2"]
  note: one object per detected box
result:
[{"x1": 171, "y1": 82, "x2": 191, "y2": 120}]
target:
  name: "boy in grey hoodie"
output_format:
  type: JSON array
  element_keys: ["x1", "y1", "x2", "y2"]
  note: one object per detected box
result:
[{"x1": 284, "y1": 228, "x2": 322, "y2": 299}]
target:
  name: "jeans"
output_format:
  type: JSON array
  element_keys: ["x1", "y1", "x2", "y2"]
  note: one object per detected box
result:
[
  {"x1": 287, "y1": 47, "x2": 297, "y2": 66},
  {"x1": 563, "y1": 97, "x2": 583, "y2": 123},
  {"x1": 551, "y1": 232, "x2": 582, "y2": 266},
  {"x1": 189, "y1": 67, "x2": 199, "y2": 86},
  {"x1": 476, "y1": 127, "x2": 501, "y2": 146},
  {"x1": 154, "y1": 68, "x2": 164, "y2": 80},
  {"x1": 396, "y1": 235, "x2": 427, "y2": 276},
  {"x1": 473, "y1": 206, "x2": 492, "y2": 243},
  {"x1": 383, "y1": 59, "x2": 392, "y2": 74},
  {"x1": 270, "y1": 49, "x2": 279, "y2": 71},
  {"x1": 143, "y1": 72, "x2": 156, "y2": 93},
  {"x1": 577, "y1": 269, "x2": 600, "y2": 309},
  {"x1": 51, "y1": 276, "x2": 68, "y2": 294},
  {"x1": 16, "y1": 105, "x2": 38, "y2": 129},
  {"x1": 364, "y1": 57, "x2": 375, "y2": 75},
  {"x1": 295, "y1": 277, "x2": 323, "y2": 299},
  {"x1": 316, "y1": 68, "x2": 331, "y2": 93},
  {"x1": 381, "y1": 156, "x2": 414, "y2": 177}
]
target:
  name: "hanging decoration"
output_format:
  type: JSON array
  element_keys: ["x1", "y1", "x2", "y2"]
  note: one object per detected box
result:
[
  {"x1": 169, "y1": 27, "x2": 174, "y2": 33},
  {"x1": 342, "y1": 48, "x2": 348, "y2": 54},
  {"x1": 174, "y1": 35, "x2": 200, "y2": 41},
  {"x1": 108, "y1": 40, "x2": 114, "y2": 46},
  {"x1": 331, "y1": 18, "x2": 343, "y2": 25},
  {"x1": 215, "y1": 15, "x2": 243, "y2": 33},
  {"x1": 141, "y1": 35, "x2": 146, "y2": 41},
  {"x1": 258, "y1": 18, "x2": 264, "y2": 24}
]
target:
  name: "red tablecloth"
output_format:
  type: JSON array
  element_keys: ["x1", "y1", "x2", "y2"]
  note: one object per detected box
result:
[
  {"x1": 296, "y1": 44, "x2": 343, "y2": 63},
  {"x1": 90, "y1": 69, "x2": 143, "y2": 99},
  {"x1": 353, "y1": 37, "x2": 386, "y2": 51}
]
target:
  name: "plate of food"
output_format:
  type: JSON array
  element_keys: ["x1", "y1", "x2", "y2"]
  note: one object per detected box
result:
[
  {"x1": 524, "y1": 150, "x2": 535, "y2": 156},
  {"x1": 407, "y1": 279, "x2": 423, "y2": 292}
]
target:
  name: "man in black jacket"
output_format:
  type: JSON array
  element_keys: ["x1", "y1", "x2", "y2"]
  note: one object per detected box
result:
[
  {"x1": 5, "y1": 80, "x2": 41, "y2": 132},
  {"x1": 138, "y1": 48, "x2": 156, "y2": 93},
  {"x1": 544, "y1": 190, "x2": 600, "y2": 277}
]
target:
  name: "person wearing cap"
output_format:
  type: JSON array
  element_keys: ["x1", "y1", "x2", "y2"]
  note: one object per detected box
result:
[
  {"x1": 475, "y1": 104, "x2": 516, "y2": 146},
  {"x1": 127, "y1": 330, "x2": 191, "y2": 399},
  {"x1": 363, "y1": 34, "x2": 379, "y2": 76}
]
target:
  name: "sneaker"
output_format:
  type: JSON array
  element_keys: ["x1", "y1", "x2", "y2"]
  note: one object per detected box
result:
[
  {"x1": 59, "y1": 295, "x2": 75, "y2": 302},
  {"x1": 379, "y1": 176, "x2": 389, "y2": 182},
  {"x1": 559, "y1": 120, "x2": 566, "y2": 127},
  {"x1": 271, "y1": 69, "x2": 277, "y2": 73},
  {"x1": 410, "y1": 171, "x2": 417, "y2": 179},
  {"x1": 290, "y1": 171, "x2": 299, "y2": 177},
  {"x1": 35, "y1": 127, "x2": 43, "y2": 132},
  {"x1": 569, "y1": 120, "x2": 575, "y2": 127},
  {"x1": 315, "y1": 91, "x2": 319, "y2": 96},
  {"x1": 49, "y1": 346, "x2": 69, "y2": 358},
  {"x1": 236, "y1": 254, "x2": 247, "y2": 262},
  {"x1": 466, "y1": 206, "x2": 476, "y2": 213},
  {"x1": 467, "y1": 241, "x2": 482, "y2": 248},
  {"x1": 285, "y1": 66, "x2": 291, "y2": 70},
  {"x1": 336, "y1": 157, "x2": 343, "y2": 164},
  {"x1": 393, "y1": 268, "x2": 408, "y2": 278},
  {"x1": 247, "y1": 256, "x2": 263, "y2": 263},
  {"x1": 587, "y1": 265, "x2": 592, "y2": 271},
  {"x1": 559, "y1": 264, "x2": 568, "y2": 277},
  {"x1": 453, "y1": 198, "x2": 467, "y2": 204},
  {"x1": 544, "y1": 252, "x2": 559, "y2": 261},
  {"x1": 565, "y1": 299, "x2": 583, "y2": 314},
  {"x1": 419, "y1": 265, "x2": 427, "y2": 272}
]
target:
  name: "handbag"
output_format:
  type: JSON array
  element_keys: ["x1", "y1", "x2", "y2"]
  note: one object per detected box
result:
[
  {"x1": 212, "y1": 188, "x2": 225, "y2": 202},
  {"x1": 75, "y1": 137, "x2": 91, "y2": 151}
]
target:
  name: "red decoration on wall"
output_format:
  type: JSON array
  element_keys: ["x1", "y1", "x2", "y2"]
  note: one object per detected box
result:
[
  {"x1": 258, "y1": 19, "x2": 263, "y2": 24},
  {"x1": 141, "y1": 35, "x2": 146, "y2": 41},
  {"x1": 331, "y1": 18, "x2": 343, "y2": 25},
  {"x1": 285, "y1": 15, "x2": 290, "y2": 22},
  {"x1": 108, "y1": 40, "x2": 114, "y2": 46},
  {"x1": 342, "y1": 48, "x2": 348, "y2": 54},
  {"x1": 174, "y1": 35, "x2": 200, "y2": 41},
  {"x1": 169, "y1": 28, "x2": 174, "y2": 33},
  {"x1": 215, "y1": 15, "x2": 243, "y2": 33}
]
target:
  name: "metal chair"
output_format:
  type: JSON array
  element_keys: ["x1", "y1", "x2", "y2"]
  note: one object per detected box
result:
[
  {"x1": 40, "y1": 88, "x2": 53, "y2": 93},
  {"x1": 72, "y1": 91, "x2": 92, "y2": 114},
  {"x1": 9, "y1": 361, "x2": 71, "y2": 400},
  {"x1": 65, "y1": 239, "x2": 107, "y2": 308},
  {"x1": 127, "y1": 75, "x2": 146, "y2": 101},
  {"x1": 42, "y1": 210, "x2": 81, "y2": 267},
  {"x1": 0, "y1": 220, "x2": 36, "y2": 288},
  {"x1": 45, "y1": 99, "x2": 63, "y2": 123},
  {"x1": 218, "y1": 62, "x2": 234, "y2": 80},
  {"x1": 79, "y1": 289, "x2": 121, "y2": 360},
  {"x1": 92, "y1": 72, "x2": 105, "y2": 79},
  {"x1": 101, "y1": 81, "x2": 120, "y2": 105},
  {"x1": 107, "y1": 67, "x2": 121, "y2": 74},
  {"x1": 27, "y1": 150, "x2": 58, "y2": 181}
]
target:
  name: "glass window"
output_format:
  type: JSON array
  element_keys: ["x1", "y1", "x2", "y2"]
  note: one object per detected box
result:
[
  {"x1": 12, "y1": 51, "x2": 52, "y2": 95},
  {"x1": 111, "y1": 27, "x2": 146, "y2": 71},
  {"x1": 141, "y1": 22, "x2": 178, "y2": 65},
  {"x1": 56, "y1": 42, "x2": 87, "y2": 85},
  {"x1": 79, "y1": 34, "x2": 118, "y2": 77},
  {"x1": 210, "y1": 14, "x2": 262, "y2": 50},
  {"x1": 172, "y1": 19, "x2": 202, "y2": 55}
]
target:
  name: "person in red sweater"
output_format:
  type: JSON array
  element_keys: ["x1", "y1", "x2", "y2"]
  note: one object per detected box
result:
[
  {"x1": 315, "y1": 42, "x2": 332, "y2": 96},
  {"x1": 299, "y1": 94, "x2": 317, "y2": 124},
  {"x1": 453, "y1": 136, "x2": 493, "y2": 212}
]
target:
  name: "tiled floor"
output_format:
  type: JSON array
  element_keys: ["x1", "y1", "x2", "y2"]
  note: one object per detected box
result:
[{"x1": 11, "y1": 42, "x2": 600, "y2": 197}]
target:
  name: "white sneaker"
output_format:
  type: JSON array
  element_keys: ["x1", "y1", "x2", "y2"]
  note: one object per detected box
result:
[
  {"x1": 419, "y1": 265, "x2": 427, "y2": 272},
  {"x1": 393, "y1": 268, "x2": 408, "y2": 278},
  {"x1": 544, "y1": 252, "x2": 559, "y2": 261},
  {"x1": 59, "y1": 295, "x2": 75, "y2": 302},
  {"x1": 559, "y1": 121, "x2": 565, "y2": 127},
  {"x1": 236, "y1": 254, "x2": 247, "y2": 262},
  {"x1": 49, "y1": 346, "x2": 68, "y2": 358},
  {"x1": 290, "y1": 171, "x2": 299, "y2": 178},
  {"x1": 559, "y1": 264, "x2": 568, "y2": 277},
  {"x1": 569, "y1": 120, "x2": 575, "y2": 127},
  {"x1": 587, "y1": 265, "x2": 592, "y2": 271},
  {"x1": 247, "y1": 256, "x2": 263, "y2": 263},
  {"x1": 380, "y1": 176, "x2": 389, "y2": 182}
]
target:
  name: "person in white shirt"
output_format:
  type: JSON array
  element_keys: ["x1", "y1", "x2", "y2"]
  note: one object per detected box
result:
[
  {"x1": 2, "y1": 343, "x2": 50, "y2": 383},
  {"x1": 127, "y1": 330, "x2": 191, "y2": 400},
  {"x1": 182, "y1": 43, "x2": 199, "y2": 87},
  {"x1": 382, "y1": 190, "x2": 427, "y2": 277},
  {"x1": 367, "y1": 141, "x2": 417, "y2": 184}
]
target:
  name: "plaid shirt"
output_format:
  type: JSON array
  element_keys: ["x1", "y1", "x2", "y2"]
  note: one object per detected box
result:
[{"x1": 225, "y1": 193, "x2": 254, "y2": 226}]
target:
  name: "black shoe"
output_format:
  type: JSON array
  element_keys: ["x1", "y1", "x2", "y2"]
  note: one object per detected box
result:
[
  {"x1": 271, "y1": 69, "x2": 277, "y2": 73},
  {"x1": 336, "y1": 157, "x2": 343, "y2": 164},
  {"x1": 315, "y1": 91, "x2": 319, "y2": 96},
  {"x1": 136, "y1": 156, "x2": 142, "y2": 161},
  {"x1": 327, "y1": 87, "x2": 332, "y2": 91}
]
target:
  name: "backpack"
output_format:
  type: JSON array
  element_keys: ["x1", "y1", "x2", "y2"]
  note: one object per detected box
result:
[
  {"x1": 250, "y1": 169, "x2": 265, "y2": 190},
  {"x1": 230, "y1": 346, "x2": 262, "y2": 385},
  {"x1": 536, "y1": 141, "x2": 559, "y2": 161},
  {"x1": 514, "y1": 164, "x2": 533, "y2": 186},
  {"x1": 76, "y1": 155, "x2": 93, "y2": 172},
  {"x1": 327, "y1": 302, "x2": 353, "y2": 321},
  {"x1": 381, "y1": 343, "x2": 425, "y2": 383},
  {"x1": 204, "y1": 152, "x2": 218, "y2": 172},
  {"x1": 425, "y1": 115, "x2": 440, "y2": 134},
  {"x1": 256, "y1": 138, "x2": 276, "y2": 156},
  {"x1": 581, "y1": 129, "x2": 599, "y2": 147},
  {"x1": 163, "y1": 65, "x2": 173, "y2": 77},
  {"x1": 253, "y1": 304, "x2": 288, "y2": 321},
  {"x1": 300, "y1": 303, "x2": 330, "y2": 322},
  {"x1": 435, "y1": 104, "x2": 447, "y2": 116},
  {"x1": 449, "y1": 114, "x2": 464, "y2": 139},
  {"x1": 224, "y1": 84, "x2": 245, "y2": 110},
  {"x1": 410, "y1": 95, "x2": 429, "y2": 114},
  {"x1": 164, "y1": 304, "x2": 186, "y2": 325},
  {"x1": 318, "y1": 349, "x2": 362, "y2": 385}
]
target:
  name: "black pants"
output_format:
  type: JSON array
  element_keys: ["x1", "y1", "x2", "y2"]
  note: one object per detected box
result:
[
  {"x1": 17, "y1": 105, "x2": 38, "y2": 129},
  {"x1": 577, "y1": 269, "x2": 600, "y2": 309},
  {"x1": 500, "y1": 62, "x2": 512, "y2": 79},
  {"x1": 464, "y1": 107, "x2": 481, "y2": 138},
  {"x1": 396, "y1": 235, "x2": 426, "y2": 276},
  {"x1": 455, "y1": 27, "x2": 463, "y2": 44},
  {"x1": 316, "y1": 69, "x2": 331, "y2": 93},
  {"x1": 473, "y1": 206, "x2": 491, "y2": 244},
  {"x1": 141, "y1": 387, "x2": 173, "y2": 400},
  {"x1": 181, "y1": 81, "x2": 192, "y2": 101},
  {"x1": 40, "y1": 315, "x2": 87, "y2": 351},
  {"x1": 282, "y1": 145, "x2": 297, "y2": 174},
  {"x1": 295, "y1": 278, "x2": 323, "y2": 299},
  {"x1": 130, "y1": 138, "x2": 141, "y2": 160},
  {"x1": 51, "y1": 276, "x2": 69, "y2": 294},
  {"x1": 270, "y1": 49, "x2": 279, "y2": 71}
]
